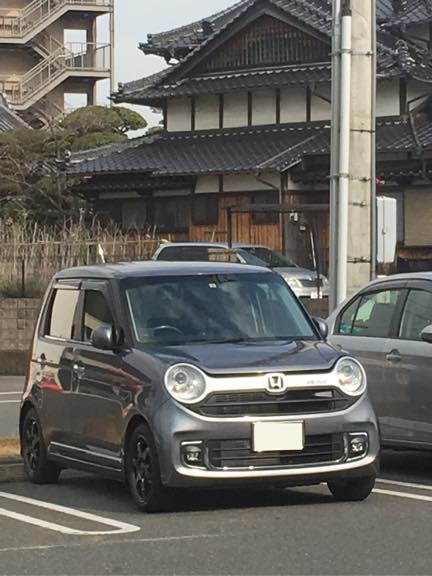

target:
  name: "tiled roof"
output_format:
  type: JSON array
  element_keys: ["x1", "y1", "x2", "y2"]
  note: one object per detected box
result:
[
  {"x1": 0, "y1": 96, "x2": 30, "y2": 132},
  {"x1": 119, "y1": 64, "x2": 332, "y2": 104},
  {"x1": 68, "y1": 115, "x2": 431, "y2": 179},
  {"x1": 117, "y1": 0, "x2": 432, "y2": 105},
  {"x1": 143, "y1": 0, "x2": 432, "y2": 58}
]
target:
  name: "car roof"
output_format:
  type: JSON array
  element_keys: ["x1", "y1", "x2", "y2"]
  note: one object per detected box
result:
[
  {"x1": 156, "y1": 242, "x2": 267, "y2": 250},
  {"x1": 355, "y1": 271, "x2": 432, "y2": 290},
  {"x1": 55, "y1": 260, "x2": 272, "y2": 280}
]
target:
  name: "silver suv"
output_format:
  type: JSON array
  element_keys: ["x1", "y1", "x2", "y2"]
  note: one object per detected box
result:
[{"x1": 153, "y1": 243, "x2": 329, "y2": 299}]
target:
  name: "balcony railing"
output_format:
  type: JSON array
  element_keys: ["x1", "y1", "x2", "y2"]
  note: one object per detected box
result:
[
  {"x1": 0, "y1": 0, "x2": 112, "y2": 39},
  {"x1": 0, "y1": 42, "x2": 110, "y2": 108}
]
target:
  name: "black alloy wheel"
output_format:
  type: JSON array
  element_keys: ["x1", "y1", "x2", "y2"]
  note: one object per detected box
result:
[
  {"x1": 126, "y1": 424, "x2": 168, "y2": 512},
  {"x1": 21, "y1": 408, "x2": 61, "y2": 484}
]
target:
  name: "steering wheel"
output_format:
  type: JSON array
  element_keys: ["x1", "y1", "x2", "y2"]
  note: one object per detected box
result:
[{"x1": 152, "y1": 325, "x2": 185, "y2": 338}]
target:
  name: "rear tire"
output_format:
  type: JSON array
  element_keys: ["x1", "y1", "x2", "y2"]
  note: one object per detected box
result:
[
  {"x1": 125, "y1": 424, "x2": 169, "y2": 512},
  {"x1": 328, "y1": 475, "x2": 375, "y2": 502},
  {"x1": 21, "y1": 408, "x2": 61, "y2": 484}
]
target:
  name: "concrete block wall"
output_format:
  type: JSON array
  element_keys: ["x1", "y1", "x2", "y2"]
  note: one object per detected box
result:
[{"x1": 0, "y1": 299, "x2": 40, "y2": 375}]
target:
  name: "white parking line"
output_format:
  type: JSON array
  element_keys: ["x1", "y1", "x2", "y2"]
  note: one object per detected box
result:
[
  {"x1": 0, "y1": 400, "x2": 20, "y2": 404},
  {"x1": 374, "y1": 488, "x2": 432, "y2": 503},
  {"x1": 0, "y1": 392, "x2": 21, "y2": 396},
  {"x1": 0, "y1": 533, "x2": 223, "y2": 554},
  {"x1": 377, "y1": 478, "x2": 432, "y2": 492},
  {"x1": 0, "y1": 492, "x2": 140, "y2": 536}
]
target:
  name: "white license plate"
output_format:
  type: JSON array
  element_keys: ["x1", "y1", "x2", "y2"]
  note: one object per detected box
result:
[{"x1": 252, "y1": 422, "x2": 304, "y2": 453}]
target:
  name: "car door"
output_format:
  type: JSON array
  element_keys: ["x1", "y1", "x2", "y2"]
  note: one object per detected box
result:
[
  {"x1": 382, "y1": 281, "x2": 432, "y2": 447},
  {"x1": 33, "y1": 280, "x2": 81, "y2": 448},
  {"x1": 330, "y1": 283, "x2": 406, "y2": 438},
  {"x1": 70, "y1": 280, "x2": 127, "y2": 465}
]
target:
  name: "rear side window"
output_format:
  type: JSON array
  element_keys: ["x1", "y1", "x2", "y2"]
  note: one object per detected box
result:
[
  {"x1": 337, "y1": 289, "x2": 400, "y2": 338},
  {"x1": 83, "y1": 290, "x2": 114, "y2": 342},
  {"x1": 399, "y1": 290, "x2": 432, "y2": 341},
  {"x1": 47, "y1": 289, "x2": 79, "y2": 340}
]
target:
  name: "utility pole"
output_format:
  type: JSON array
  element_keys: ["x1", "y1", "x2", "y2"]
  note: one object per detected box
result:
[{"x1": 330, "y1": 0, "x2": 376, "y2": 307}]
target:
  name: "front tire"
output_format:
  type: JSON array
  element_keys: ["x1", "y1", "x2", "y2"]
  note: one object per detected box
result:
[
  {"x1": 328, "y1": 475, "x2": 375, "y2": 502},
  {"x1": 125, "y1": 424, "x2": 169, "y2": 512},
  {"x1": 21, "y1": 408, "x2": 61, "y2": 484}
]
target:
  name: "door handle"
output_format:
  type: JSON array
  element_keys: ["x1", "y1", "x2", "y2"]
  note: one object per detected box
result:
[
  {"x1": 36, "y1": 354, "x2": 46, "y2": 367},
  {"x1": 73, "y1": 363, "x2": 85, "y2": 379},
  {"x1": 386, "y1": 350, "x2": 401, "y2": 363}
]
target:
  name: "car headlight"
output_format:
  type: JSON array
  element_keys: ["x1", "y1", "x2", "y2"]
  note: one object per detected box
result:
[
  {"x1": 285, "y1": 276, "x2": 301, "y2": 288},
  {"x1": 164, "y1": 364, "x2": 207, "y2": 404},
  {"x1": 336, "y1": 358, "x2": 366, "y2": 396}
]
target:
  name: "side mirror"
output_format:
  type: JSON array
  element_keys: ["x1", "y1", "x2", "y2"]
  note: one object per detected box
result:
[
  {"x1": 421, "y1": 324, "x2": 432, "y2": 344},
  {"x1": 313, "y1": 317, "x2": 329, "y2": 340},
  {"x1": 91, "y1": 324, "x2": 115, "y2": 350}
]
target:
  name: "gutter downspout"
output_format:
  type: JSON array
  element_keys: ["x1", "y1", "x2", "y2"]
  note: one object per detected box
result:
[
  {"x1": 370, "y1": 0, "x2": 377, "y2": 281},
  {"x1": 336, "y1": 1, "x2": 352, "y2": 304},
  {"x1": 329, "y1": 0, "x2": 341, "y2": 311}
]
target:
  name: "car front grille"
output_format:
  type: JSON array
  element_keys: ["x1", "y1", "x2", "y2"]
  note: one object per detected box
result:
[
  {"x1": 192, "y1": 388, "x2": 352, "y2": 418},
  {"x1": 207, "y1": 434, "x2": 345, "y2": 470}
]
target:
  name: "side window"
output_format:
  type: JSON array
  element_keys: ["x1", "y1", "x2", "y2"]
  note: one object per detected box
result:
[
  {"x1": 156, "y1": 247, "x2": 183, "y2": 261},
  {"x1": 399, "y1": 290, "x2": 432, "y2": 341},
  {"x1": 47, "y1": 289, "x2": 79, "y2": 340},
  {"x1": 83, "y1": 290, "x2": 114, "y2": 342},
  {"x1": 350, "y1": 289, "x2": 400, "y2": 338},
  {"x1": 337, "y1": 297, "x2": 361, "y2": 335}
]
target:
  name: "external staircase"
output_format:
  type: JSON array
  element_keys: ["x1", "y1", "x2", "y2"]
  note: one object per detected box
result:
[{"x1": 0, "y1": 0, "x2": 112, "y2": 44}]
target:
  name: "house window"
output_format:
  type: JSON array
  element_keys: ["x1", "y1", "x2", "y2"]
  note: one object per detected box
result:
[
  {"x1": 192, "y1": 196, "x2": 219, "y2": 225},
  {"x1": 252, "y1": 191, "x2": 279, "y2": 224},
  {"x1": 122, "y1": 199, "x2": 148, "y2": 230},
  {"x1": 152, "y1": 197, "x2": 191, "y2": 232}
]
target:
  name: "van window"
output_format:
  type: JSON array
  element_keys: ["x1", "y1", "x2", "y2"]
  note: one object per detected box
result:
[
  {"x1": 83, "y1": 290, "x2": 114, "y2": 342},
  {"x1": 47, "y1": 289, "x2": 80, "y2": 340}
]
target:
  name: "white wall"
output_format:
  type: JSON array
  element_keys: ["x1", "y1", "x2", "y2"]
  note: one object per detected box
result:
[
  {"x1": 407, "y1": 80, "x2": 432, "y2": 109},
  {"x1": 252, "y1": 88, "x2": 276, "y2": 125},
  {"x1": 223, "y1": 92, "x2": 248, "y2": 128},
  {"x1": 376, "y1": 80, "x2": 400, "y2": 117},
  {"x1": 311, "y1": 93, "x2": 331, "y2": 121},
  {"x1": 280, "y1": 86, "x2": 307, "y2": 123},
  {"x1": 166, "y1": 97, "x2": 192, "y2": 132},
  {"x1": 195, "y1": 94, "x2": 220, "y2": 130},
  {"x1": 195, "y1": 173, "x2": 279, "y2": 194}
]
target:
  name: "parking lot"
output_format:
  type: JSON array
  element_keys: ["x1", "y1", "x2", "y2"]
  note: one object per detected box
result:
[
  {"x1": 0, "y1": 450, "x2": 431, "y2": 575},
  {"x1": 0, "y1": 377, "x2": 21, "y2": 439}
]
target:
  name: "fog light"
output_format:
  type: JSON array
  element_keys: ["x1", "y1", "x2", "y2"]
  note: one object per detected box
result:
[
  {"x1": 181, "y1": 442, "x2": 204, "y2": 467},
  {"x1": 348, "y1": 433, "x2": 368, "y2": 459}
]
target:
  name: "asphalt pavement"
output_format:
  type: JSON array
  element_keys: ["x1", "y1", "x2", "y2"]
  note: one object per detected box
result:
[
  {"x1": 0, "y1": 376, "x2": 23, "y2": 438},
  {"x1": 1, "y1": 377, "x2": 432, "y2": 574},
  {"x1": 0, "y1": 456, "x2": 431, "y2": 575}
]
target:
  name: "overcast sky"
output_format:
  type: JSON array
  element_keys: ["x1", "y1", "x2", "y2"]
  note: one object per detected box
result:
[{"x1": 96, "y1": 0, "x2": 236, "y2": 129}]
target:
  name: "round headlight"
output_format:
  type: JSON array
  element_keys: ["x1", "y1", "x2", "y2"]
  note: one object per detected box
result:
[
  {"x1": 336, "y1": 358, "x2": 366, "y2": 396},
  {"x1": 165, "y1": 364, "x2": 207, "y2": 404}
]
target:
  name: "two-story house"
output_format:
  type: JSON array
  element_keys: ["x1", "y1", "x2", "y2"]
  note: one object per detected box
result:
[{"x1": 69, "y1": 0, "x2": 432, "y2": 272}]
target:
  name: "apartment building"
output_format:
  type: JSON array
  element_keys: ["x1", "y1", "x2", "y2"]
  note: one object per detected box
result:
[{"x1": 0, "y1": 0, "x2": 113, "y2": 125}]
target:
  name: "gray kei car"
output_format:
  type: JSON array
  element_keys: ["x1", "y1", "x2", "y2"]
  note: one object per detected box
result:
[
  {"x1": 328, "y1": 272, "x2": 432, "y2": 450},
  {"x1": 20, "y1": 262, "x2": 379, "y2": 512}
]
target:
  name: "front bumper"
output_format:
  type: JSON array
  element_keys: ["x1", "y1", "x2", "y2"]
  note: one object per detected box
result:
[{"x1": 152, "y1": 393, "x2": 380, "y2": 488}]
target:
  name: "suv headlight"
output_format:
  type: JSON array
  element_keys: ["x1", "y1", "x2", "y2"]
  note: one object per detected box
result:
[
  {"x1": 164, "y1": 364, "x2": 207, "y2": 404},
  {"x1": 336, "y1": 358, "x2": 366, "y2": 396}
]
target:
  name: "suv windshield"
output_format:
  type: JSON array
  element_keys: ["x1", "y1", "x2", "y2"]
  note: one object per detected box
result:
[
  {"x1": 124, "y1": 273, "x2": 316, "y2": 346},
  {"x1": 240, "y1": 247, "x2": 296, "y2": 268}
]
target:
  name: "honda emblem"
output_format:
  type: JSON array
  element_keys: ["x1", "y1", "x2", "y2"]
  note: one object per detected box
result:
[{"x1": 266, "y1": 373, "x2": 285, "y2": 393}]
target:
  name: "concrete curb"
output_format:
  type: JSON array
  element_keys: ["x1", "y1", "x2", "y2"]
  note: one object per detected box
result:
[{"x1": 0, "y1": 458, "x2": 25, "y2": 483}]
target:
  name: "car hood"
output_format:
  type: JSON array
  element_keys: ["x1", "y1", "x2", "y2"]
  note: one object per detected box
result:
[
  {"x1": 146, "y1": 340, "x2": 342, "y2": 375},
  {"x1": 274, "y1": 266, "x2": 320, "y2": 279}
]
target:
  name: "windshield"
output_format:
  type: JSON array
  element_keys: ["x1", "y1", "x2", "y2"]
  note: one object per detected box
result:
[
  {"x1": 240, "y1": 247, "x2": 296, "y2": 268},
  {"x1": 236, "y1": 249, "x2": 268, "y2": 267},
  {"x1": 124, "y1": 273, "x2": 316, "y2": 346}
]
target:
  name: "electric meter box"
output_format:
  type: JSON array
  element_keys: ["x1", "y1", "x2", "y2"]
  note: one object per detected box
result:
[{"x1": 376, "y1": 196, "x2": 397, "y2": 264}]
